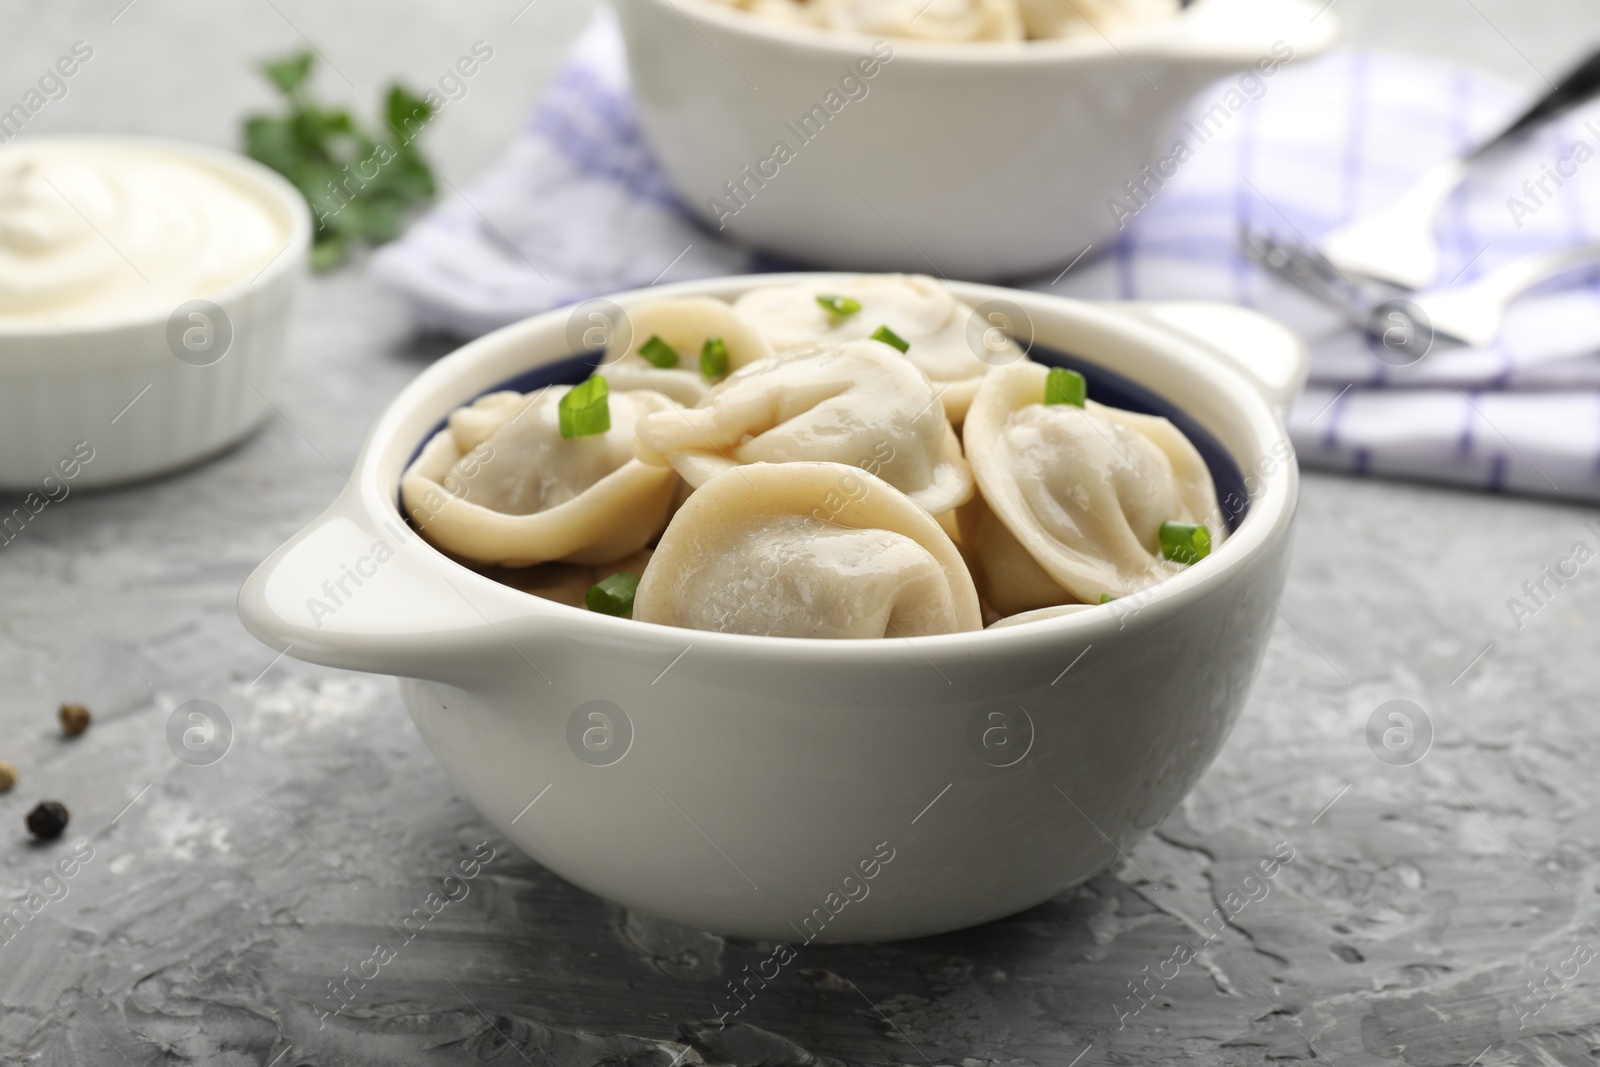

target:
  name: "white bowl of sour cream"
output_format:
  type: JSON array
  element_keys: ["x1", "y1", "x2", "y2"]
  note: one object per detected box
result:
[{"x1": 0, "y1": 136, "x2": 310, "y2": 491}]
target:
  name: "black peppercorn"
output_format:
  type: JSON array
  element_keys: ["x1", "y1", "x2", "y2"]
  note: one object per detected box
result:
[
  {"x1": 26, "y1": 801, "x2": 69, "y2": 841},
  {"x1": 59, "y1": 703, "x2": 92, "y2": 737}
]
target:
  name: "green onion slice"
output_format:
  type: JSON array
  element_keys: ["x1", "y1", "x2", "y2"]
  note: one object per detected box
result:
[
  {"x1": 1045, "y1": 367, "x2": 1087, "y2": 407},
  {"x1": 816, "y1": 293, "x2": 862, "y2": 318},
  {"x1": 1159, "y1": 521, "x2": 1211, "y2": 565},
  {"x1": 558, "y1": 375, "x2": 611, "y2": 439},
  {"x1": 871, "y1": 325, "x2": 910, "y2": 353},
  {"x1": 586, "y1": 572, "x2": 641, "y2": 617},
  {"x1": 1099, "y1": 594, "x2": 1117, "y2": 604},
  {"x1": 700, "y1": 335, "x2": 730, "y2": 379},
  {"x1": 638, "y1": 335, "x2": 680, "y2": 369}
]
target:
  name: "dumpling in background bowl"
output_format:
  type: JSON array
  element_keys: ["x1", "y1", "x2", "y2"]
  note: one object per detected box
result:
[
  {"x1": 813, "y1": 0, "x2": 1023, "y2": 40},
  {"x1": 734, "y1": 274, "x2": 1019, "y2": 424},
  {"x1": 401, "y1": 381, "x2": 681, "y2": 567},
  {"x1": 633, "y1": 461, "x2": 982, "y2": 637},
  {"x1": 697, "y1": 0, "x2": 1178, "y2": 38},
  {"x1": 1016, "y1": 0, "x2": 1178, "y2": 38},
  {"x1": 703, "y1": 0, "x2": 818, "y2": 20},
  {"x1": 959, "y1": 361, "x2": 1225, "y2": 613}
]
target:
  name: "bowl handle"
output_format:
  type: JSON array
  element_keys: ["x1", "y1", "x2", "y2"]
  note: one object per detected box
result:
[
  {"x1": 237, "y1": 487, "x2": 529, "y2": 685},
  {"x1": 1116, "y1": 302, "x2": 1309, "y2": 419}
]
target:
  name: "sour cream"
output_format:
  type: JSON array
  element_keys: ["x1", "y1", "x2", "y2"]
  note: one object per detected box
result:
[{"x1": 0, "y1": 140, "x2": 289, "y2": 327}]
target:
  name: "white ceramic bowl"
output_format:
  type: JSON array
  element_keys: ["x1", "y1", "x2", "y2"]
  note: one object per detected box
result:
[
  {"x1": 0, "y1": 136, "x2": 311, "y2": 490},
  {"x1": 238, "y1": 275, "x2": 1305, "y2": 943},
  {"x1": 616, "y1": 0, "x2": 1337, "y2": 278}
]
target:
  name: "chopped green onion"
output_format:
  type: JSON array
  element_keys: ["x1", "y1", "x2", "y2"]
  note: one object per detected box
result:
[
  {"x1": 700, "y1": 335, "x2": 730, "y2": 379},
  {"x1": 638, "y1": 335, "x2": 680, "y2": 369},
  {"x1": 1045, "y1": 367, "x2": 1087, "y2": 407},
  {"x1": 586, "y1": 572, "x2": 641, "y2": 617},
  {"x1": 1159, "y1": 521, "x2": 1211, "y2": 565},
  {"x1": 816, "y1": 293, "x2": 862, "y2": 318},
  {"x1": 1099, "y1": 594, "x2": 1117, "y2": 604},
  {"x1": 559, "y1": 375, "x2": 611, "y2": 439},
  {"x1": 871, "y1": 325, "x2": 910, "y2": 353}
]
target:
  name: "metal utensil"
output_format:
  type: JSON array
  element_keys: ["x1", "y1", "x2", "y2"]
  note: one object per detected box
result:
[
  {"x1": 1409, "y1": 239, "x2": 1600, "y2": 347},
  {"x1": 1319, "y1": 48, "x2": 1600, "y2": 289},
  {"x1": 1245, "y1": 227, "x2": 1600, "y2": 350},
  {"x1": 1242, "y1": 227, "x2": 1399, "y2": 330}
]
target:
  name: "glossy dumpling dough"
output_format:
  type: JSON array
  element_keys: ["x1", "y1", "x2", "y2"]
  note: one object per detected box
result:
[
  {"x1": 634, "y1": 462, "x2": 982, "y2": 638},
  {"x1": 633, "y1": 339, "x2": 974, "y2": 516},
  {"x1": 814, "y1": 0, "x2": 1023, "y2": 40},
  {"x1": 600, "y1": 297, "x2": 775, "y2": 407},
  {"x1": 733, "y1": 274, "x2": 1020, "y2": 424},
  {"x1": 401, "y1": 384, "x2": 681, "y2": 567},
  {"x1": 960, "y1": 361, "x2": 1224, "y2": 612},
  {"x1": 1017, "y1": 0, "x2": 1177, "y2": 38}
]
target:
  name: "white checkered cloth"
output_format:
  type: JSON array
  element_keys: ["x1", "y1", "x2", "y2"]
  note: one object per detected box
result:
[{"x1": 372, "y1": 10, "x2": 1600, "y2": 501}]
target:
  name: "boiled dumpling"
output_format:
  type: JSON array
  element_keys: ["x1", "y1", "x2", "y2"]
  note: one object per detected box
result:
[
  {"x1": 959, "y1": 361, "x2": 1224, "y2": 612},
  {"x1": 1017, "y1": 0, "x2": 1177, "y2": 38},
  {"x1": 633, "y1": 339, "x2": 973, "y2": 516},
  {"x1": 987, "y1": 604, "x2": 1094, "y2": 628},
  {"x1": 734, "y1": 275, "x2": 1019, "y2": 425},
  {"x1": 599, "y1": 297, "x2": 774, "y2": 407},
  {"x1": 633, "y1": 462, "x2": 982, "y2": 638},
  {"x1": 813, "y1": 0, "x2": 1023, "y2": 40},
  {"x1": 401, "y1": 381, "x2": 681, "y2": 567}
]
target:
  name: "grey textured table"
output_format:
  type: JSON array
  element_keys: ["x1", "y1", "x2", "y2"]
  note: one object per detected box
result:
[{"x1": 4, "y1": 2, "x2": 1600, "y2": 1065}]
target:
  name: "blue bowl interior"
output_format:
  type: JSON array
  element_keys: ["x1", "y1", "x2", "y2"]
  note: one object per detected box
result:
[{"x1": 403, "y1": 346, "x2": 1248, "y2": 534}]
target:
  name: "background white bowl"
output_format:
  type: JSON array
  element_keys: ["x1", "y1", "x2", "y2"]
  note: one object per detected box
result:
[
  {"x1": 616, "y1": 0, "x2": 1338, "y2": 278},
  {"x1": 0, "y1": 136, "x2": 310, "y2": 491},
  {"x1": 238, "y1": 275, "x2": 1305, "y2": 942}
]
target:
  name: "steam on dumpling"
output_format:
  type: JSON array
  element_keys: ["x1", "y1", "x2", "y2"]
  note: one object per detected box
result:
[
  {"x1": 959, "y1": 362, "x2": 1224, "y2": 612},
  {"x1": 733, "y1": 274, "x2": 1020, "y2": 424},
  {"x1": 633, "y1": 339, "x2": 974, "y2": 516},
  {"x1": 1017, "y1": 0, "x2": 1177, "y2": 39},
  {"x1": 401, "y1": 381, "x2": 681, "y2": 567},
  {"x1": 600, "y1": 297, "x2": 774, "y2": 407},
  {"x1": 633, "y1": 462, "x2": 982, "y2": 638},
  {"x1": 814, "y1": 0, "x2": 1023, "y2": 40}
]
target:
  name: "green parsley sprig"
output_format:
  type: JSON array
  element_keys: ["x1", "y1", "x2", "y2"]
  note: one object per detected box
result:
[{"x1": 243, "y1": 51, "x2": 437, "y2": 270}]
